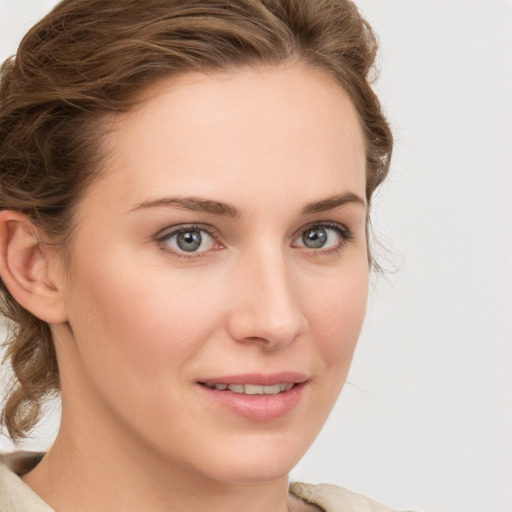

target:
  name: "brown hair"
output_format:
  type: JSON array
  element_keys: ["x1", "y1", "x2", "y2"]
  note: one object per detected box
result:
[{"x1": 0, "y1": 0, "x2": 392, "y2": 441}]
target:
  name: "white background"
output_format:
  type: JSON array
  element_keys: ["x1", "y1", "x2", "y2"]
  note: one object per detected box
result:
[{"x1": 0, "y1": 1, "x2": 510, "y2": 511}]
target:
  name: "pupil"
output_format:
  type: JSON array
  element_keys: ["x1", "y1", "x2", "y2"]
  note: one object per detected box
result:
[
  {"x1": 177, "y1": 230, "x2": 202, "y2": 252},
  {"x1": 303, "y1": 228, "x2": 327, "y2": 249}
]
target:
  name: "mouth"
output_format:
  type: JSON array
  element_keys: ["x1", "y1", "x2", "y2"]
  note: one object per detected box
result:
[
  {"x1": 196, "y1": 373, "x2": 308, "y2": 421},
  {"x1": 200, "y1": 382, "x2": 295, "y2": 395}
]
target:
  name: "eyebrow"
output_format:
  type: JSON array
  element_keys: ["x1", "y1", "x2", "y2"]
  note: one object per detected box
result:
[
  {"x1": 129, "y1": 192, "x2": 366, "y2": 217},
  {"x1": 301, "y1": 192, "x2": 366, "y2": 214},
  {"x1": 129, "y1": 196, "x2": 239, "y2": 217}
]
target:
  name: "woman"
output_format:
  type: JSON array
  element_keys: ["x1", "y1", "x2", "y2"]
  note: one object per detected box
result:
[{"x1": 0, "y1": 1, "x2": 397, "y2": 511}]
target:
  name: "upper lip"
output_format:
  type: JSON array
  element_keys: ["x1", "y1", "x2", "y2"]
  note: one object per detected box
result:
[{"x1": 198, "y1": 372, "x2": 308, "y2": 387}]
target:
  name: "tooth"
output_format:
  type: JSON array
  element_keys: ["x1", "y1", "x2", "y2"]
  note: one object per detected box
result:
[
  {"x1": 220, "y1": 383, "x2": 295, "y2": 395},
  {"x1": 263, "y1": 384, "x2": 281, "y2": 395},
  {"x1": 244, "y1": 384, "x2": 264, "y2": 395}
]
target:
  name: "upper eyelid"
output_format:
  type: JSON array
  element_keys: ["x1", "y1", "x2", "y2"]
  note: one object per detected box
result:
[
  {"x1": 155, "y1": 220, "x2": 349, "y2": 235},
  {"x1": 155, "y1": 223, "x2": 221, "y2": 241},
  {"x1": 291, "y1": 222, "x2": 354, "y2": 254},
  {"x1": 292, "y1": 220, "x2": 351, "y2": 239},
  {"x1": 154, "y1": 224, "x2": 222, "y2": 259}
]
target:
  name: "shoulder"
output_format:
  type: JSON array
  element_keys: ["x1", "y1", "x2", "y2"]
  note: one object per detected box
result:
[
  {"x1": 0, "y1": 453, "x2": 54, "y2": 512},
  {"x1": 290, "y1": 481, "x2": 413, "y2": 512}
]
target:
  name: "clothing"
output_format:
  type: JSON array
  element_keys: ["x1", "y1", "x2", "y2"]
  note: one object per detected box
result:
[
  {"x1": 0, "y1": 453, "x2": 52, "y2": 512},
  {"x1": 0, "y1": 452, "x2": 405, "y2": 512}
]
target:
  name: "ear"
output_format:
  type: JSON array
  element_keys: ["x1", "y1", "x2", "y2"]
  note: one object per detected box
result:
[{"x1": 0, "y1": 211, "x2": 68, "y2": 324}]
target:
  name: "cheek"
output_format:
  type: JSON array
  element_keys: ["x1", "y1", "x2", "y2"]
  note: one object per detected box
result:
[
  {"x1": 64, "y1": 249, "x2": 224, "y2": 387},
  {"x1": 294, "y1": 263, "x2": 368, "y2": 441},
  {"x1": 307, "y1": 264, "x2": 369, "y2": 361},
  {"x1": 60, "y1": 259, "x2": 227, "y2": 444}
]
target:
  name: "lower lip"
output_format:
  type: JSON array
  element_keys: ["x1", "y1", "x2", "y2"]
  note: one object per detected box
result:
[{"x1": 198, "y1": 382, "x2": 307, "y2": 421}]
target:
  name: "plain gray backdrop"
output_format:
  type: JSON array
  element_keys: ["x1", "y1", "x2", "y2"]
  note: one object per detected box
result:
[{"x1": 0, "y1": 1, "x2": 511, "y2": 511}]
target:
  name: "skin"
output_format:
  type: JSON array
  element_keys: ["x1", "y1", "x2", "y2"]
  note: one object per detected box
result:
[{"x1": 9, "y1": 64, "x2": 368, "y2": 512}]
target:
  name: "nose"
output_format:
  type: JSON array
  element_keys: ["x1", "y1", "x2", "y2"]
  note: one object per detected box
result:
[{"x1": 225, "y1": 249, "x2": 308, "y2": 351}]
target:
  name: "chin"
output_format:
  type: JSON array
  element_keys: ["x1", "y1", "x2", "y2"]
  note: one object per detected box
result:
[
  {"x1": 186, "y1": 434, "x2": 310, "y2": 485},
  {"x1": 208, "y1": 457, "x2": 297, "y2": 485}
]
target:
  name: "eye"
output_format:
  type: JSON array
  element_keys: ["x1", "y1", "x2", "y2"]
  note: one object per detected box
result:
[
  {"x1": 158, "y1": 225, "x2": 218, "y2": 255},
  {"x1": 293, "y1": 223, "x2": 352, "y2": 251}
]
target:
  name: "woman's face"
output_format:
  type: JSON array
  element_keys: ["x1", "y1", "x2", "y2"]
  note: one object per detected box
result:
[{"x1": 54, "y1": 64, "x2": 368, "y2": 483}]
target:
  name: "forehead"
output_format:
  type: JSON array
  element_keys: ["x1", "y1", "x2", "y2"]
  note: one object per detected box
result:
[{"x1": 86, "y1": 64, "x2": 366, "y2": 213}]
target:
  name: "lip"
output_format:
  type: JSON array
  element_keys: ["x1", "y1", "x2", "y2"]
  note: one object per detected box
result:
[
  {"x1": 197, "y1": 372, "x2": 308, "y2": 421},
  {"x1": 200, "y1": 372, "x2": 308, "y2": 387}
]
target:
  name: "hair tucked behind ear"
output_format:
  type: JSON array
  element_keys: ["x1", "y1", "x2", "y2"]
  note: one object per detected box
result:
[{"x1": 0, "y1": 0, "x2": 392, "y2": 441}]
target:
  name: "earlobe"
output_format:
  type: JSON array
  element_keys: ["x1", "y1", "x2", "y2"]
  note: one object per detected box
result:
[{"x1": 0, "y1": 211, "x2": 68, "y2": 324}]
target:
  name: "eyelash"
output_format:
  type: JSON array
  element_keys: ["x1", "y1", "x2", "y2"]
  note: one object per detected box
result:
[
  {"x1": 155, "y1": 222, "x2": 354, "y2": 260},
  {"x1": 294, "y1": 222, "x2": 354, "y2": 257},
  {"x1": 155, "y1": 223, "x2": 221, "y2": 260}
]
